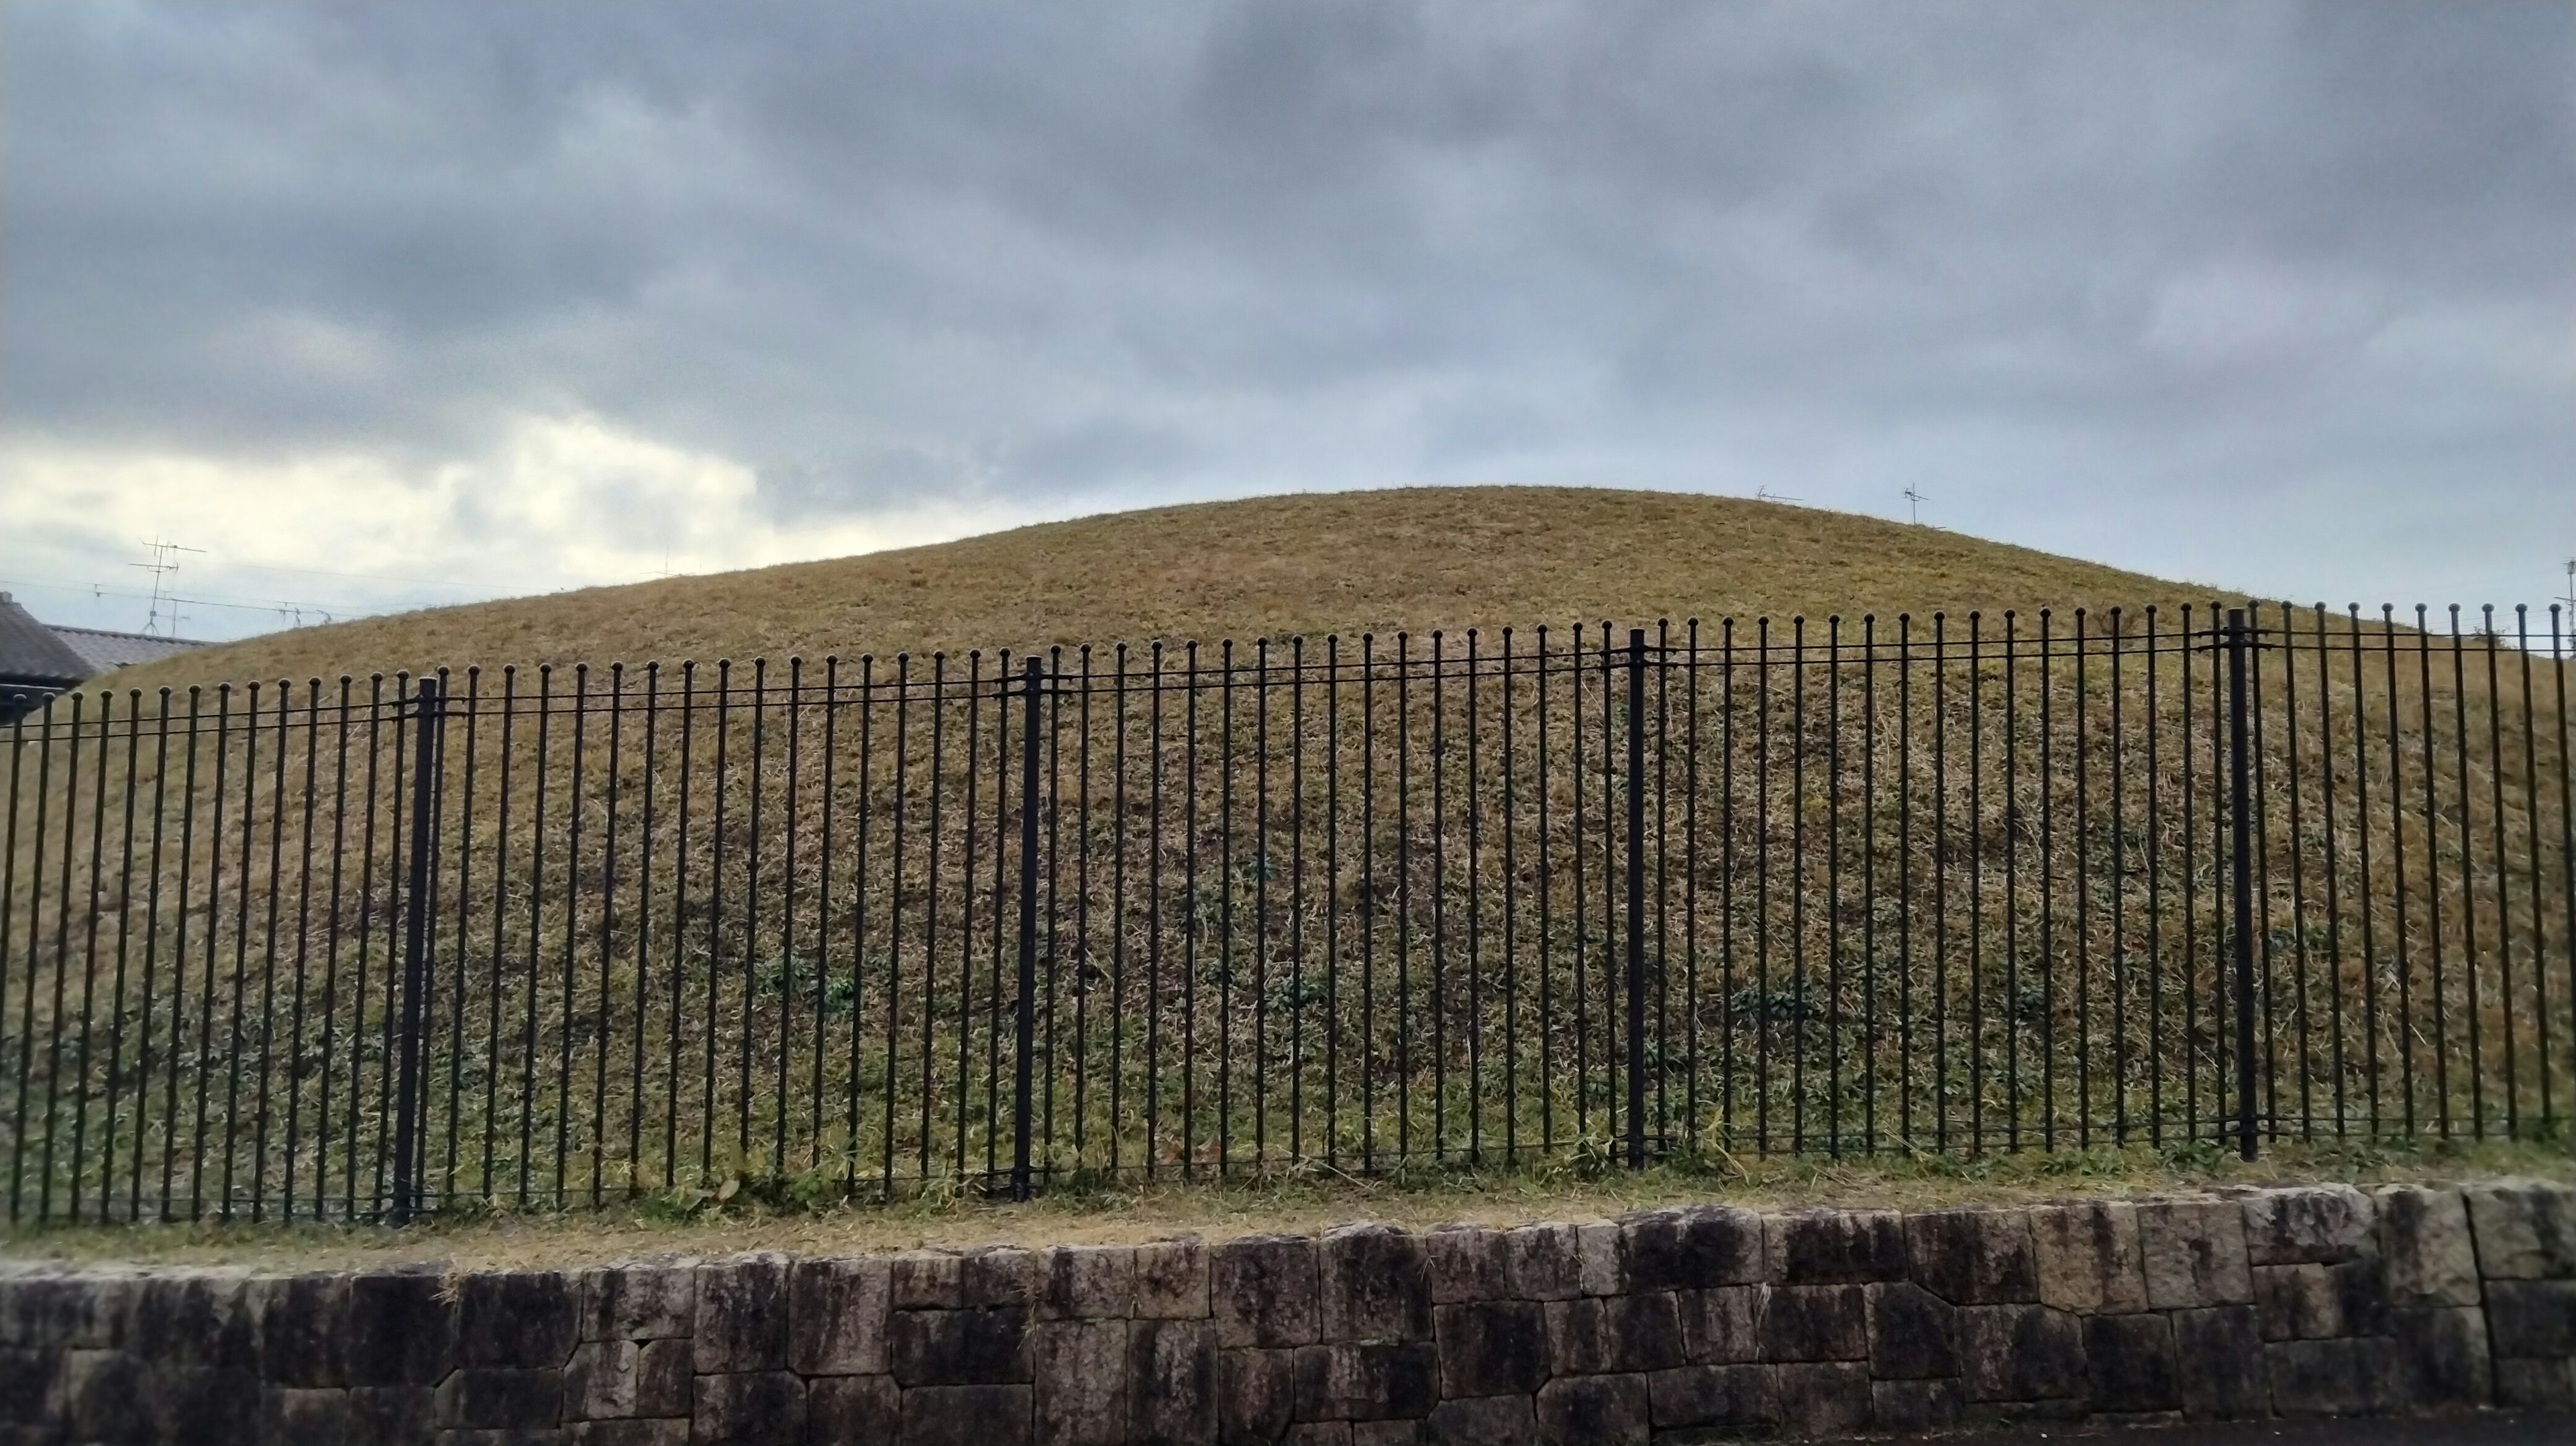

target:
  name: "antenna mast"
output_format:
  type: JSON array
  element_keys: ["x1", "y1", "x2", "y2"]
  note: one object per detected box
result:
[
  {"x1": 1903, "y1": 485, "x2": 1928, "y2": 524},
  {"x1": 2560, "y1": 558, "x2": 2575, "y2": 659},
  {"x1": 130, "y1": 539, "x2": 204, "y2": 636}
]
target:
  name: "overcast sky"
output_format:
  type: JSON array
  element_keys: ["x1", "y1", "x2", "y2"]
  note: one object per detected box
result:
[{"x1": 5, "y1": 1, "x2": 2571, "y2": 642}]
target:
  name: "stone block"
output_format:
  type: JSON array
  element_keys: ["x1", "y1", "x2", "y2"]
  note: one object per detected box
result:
[
  {"x1": 1957, "y1": 1305, "x2": 2085, "y2": 1402},
  {"x1": 1423, "y1": 1226, "x2": 1509, "y2": 1305},
  {"x1": 1642, "y1": 1364, "x2": 1776, "y2": 1430},
  {"x1": 2375, "y1": 1186, "x2": 2480, "y2": 1307},
  {"x1": 148, "y1": 1363, "x2": 265, "y2": 1446},
  {"x1": 55, "y1": 1347, "x2": 148, "y2": 1443},
  {"x1": 1433, "y1": 1302, "x2": 1546, "y2": 1399},
  {"x1": 1217, "y1": 1347, "x2": 1297, "y2": 1446},
  {"x1": 1870, "y1": 1378, "x2": 1964, "y2": 1433},
  {"x1": 2484, "y1": 1278, "x2": 2576, "y2": 1357},
  {"x1": 2467, "y1": 1182, "x2": 2576, "y2": 1280},
  {"x1": 1501, "y1": 1225, "x2": 1581, "y2": 1302},
  {"x1": 1776, "y1": 1361, "x2": 1871, "y2": 1439},
  {"x1": 268, "y1": 1386, "x2": 362, "y2": 1446},
  {"x1": 0, "y1": 1275, "x2": 116, "y2": 1349},
  {"x1": 462, "y1": 1271, "x2": 580, "y2": 1370},
  {"x1": 1573, "y1": 1225, "x2": 1624, "y2": 1298},
  {"x1": 258, "y1": 1273, "x2": 350, "y2": 1387},
  {"x1": 1036, "y1": 1321, "x2": 1128, "y2": 1446},
  {"x1": 438, "y1": 1368, "x2": 564, "y2": 1430},
  {"x1": 2265, "y1": 1337, "x2": 2399, "y2": 1416},
  {"x1": 568, "y1": 1421, "x2": 690, "y2": 1446},
  {"x1": 2136, "y1": 1198, "x2": 2252, "y2": 1309},
  {"x1": 1128, "y1": 1319, "x2": 1216, "y2": 1446},
  {"x1": 1532, "y1": 1375, "x2": 1647, "y2": 1446},
  {"x1": 903, "y1": 1384, "x2": 1032, "y2": 1446},
  {"x1": 2084, "y1": 1313, "x2": 2178, "y2": 1412},
  {"x1": 889, "y1": 1308, "x2": 1030, "y2": 1386},
  {"x1": 1544, "y1": 1294, "x2": 1683, "y2": 1377},
  {"x1": 1865, "y1": 1282, "x2": 1958, "y2": 1380},
  {"x1": 1350, "y1": 1422, "x2": 1417, "y2": 1446},
  {"x1": 694, "y1": 1370, "x2": 806, "y2": 1446},
  {"x1": 2253, "y1": 1260, "x2": 2387, "y2": 1341},
  {"x1": 1760, "y1": 1284, "x2": 1865, "y2": 1361},
  {"x1": 1680, "y1": 1286, "x2": 1762, "y2": 1365},
  {"x1": 2030, "y1": 1201, "x2": 2147, "y2": 1315},
  {"x1": 1422, "y1": 1394, "x2": 1536, "y2": 1446},
  {"x1": 1136, "y1": 1239, "x2": 1212, "y2": 1321},
  {"x1": 2170, "y1": 1304, "x2": 2267, "y2": 1421},
  {"x1": 787, "y1": 1258, "x2": 889, "y2": 1376},
  {"x1": 694, "y1": 1256, "x2": 791, "y2": 1374},
  {"x1": 1040, "y1": 1245, "x2": 1136, "y2": 1321},
  {"x1": 2494, "y1": 1357, "x2": 2576, "y2": 1412},
  {"x1": 0, "y1": 1349, "x2": 56, "y2": 1428},
  {"x1": 1619, "y1": 1206, "x2": 1762, "y2": 1293},
  {"x1": 123, "y1": 1273, "x2": 259, "y2": 1370},
  {"x1": 1764, "y1": 1209, "x2": 1904, "y2": 1284},
  {"x1": 566, "y1": 1341, "x2": 642, "y2": 1421},
  {"x1": 1321, "y1": 1225, "x2": 1432, "y2": 1344},
  {"x1": 557, "y1": 1338, "x2": 685, "y2": 1426},
  {"x1": 1903, "y1": 1209, "x2": 2037, "y2": 1304},
  {"x1": 1214, "y1": 1236, "x2": 1320, "y2": 1350},
  {"x1": 635, "y1": 1339, "x2": 691, "y2": 1419},
  {"x1": 891, "y1": 1251, "x2": 966, "y2": 1311},
  {"x1": 1293, "y1": 1343, "x2": 1437, "y2": 1423},
  {"x1": 967, "y1": 1248, "x2": 1044, "y2": 1310},
  {"x1": 581, "y1": 1264, "x2": 694, "y2": 1343},
  {"x1": 806, "y1": 1376, "x2": 899, "y2": 1446},
  {"x1": 2241, "y1": 1185, "x2": 2375, "y2": 1266},
  {"x1": 344, "y1": 1269, "x2": 457, "y2": 1387},
  {"x1": 1289, "y1": 1426, "x2": 1352, "y2": 1446},
  {"x1": 354, "y1": 1384, "x2": 439, "y2": 1446},
  {"x1": 2390, "y1": 1305, "x2": 2489, "y2": 1410}
]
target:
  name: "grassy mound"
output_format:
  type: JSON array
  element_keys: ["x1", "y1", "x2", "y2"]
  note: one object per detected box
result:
[
  {"x1": 121, "y1": 487, "x2": 2216, "y2": 687},
  {"x1": 13, "y1": 487, "x2": 2569, "y2": 1224}
]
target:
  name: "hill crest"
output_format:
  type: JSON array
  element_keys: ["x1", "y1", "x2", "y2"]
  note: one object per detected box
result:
[{"x1": 115, "y1": 487, "x2": 2217, "y2": 690}]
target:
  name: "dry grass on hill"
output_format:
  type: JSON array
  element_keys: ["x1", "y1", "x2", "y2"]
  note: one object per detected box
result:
[
  {"x1": 119, "y1": 488, "x2": 2222, "y2": 689},
  {"x1": 17, "y1": 487, "x2": 2564, "y2": 1227}
]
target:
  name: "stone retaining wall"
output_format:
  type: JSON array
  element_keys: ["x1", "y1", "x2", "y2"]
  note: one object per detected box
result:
[{"x1": 6, "y1": 1182, "x2": 2575, "y2": 1444}]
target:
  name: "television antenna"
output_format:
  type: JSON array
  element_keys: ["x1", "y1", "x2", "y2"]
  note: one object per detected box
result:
[
  {"x1": 1755, "y1": 488, "x2": 1803, "y2": 505},
  {"x1": 1903, "y1": 486, "x2": 1929, "y2": 524},
  {"x1": 2559, "y1": 559, "x2": 2575, "y2": 658},
  {"x1": 130, "y1": 539, "x2": 204, "y2": 636}
]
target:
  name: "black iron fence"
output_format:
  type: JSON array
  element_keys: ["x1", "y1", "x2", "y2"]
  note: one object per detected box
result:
[{"x1": 3, "y1": 603, "x2": 2572, "y2": 1224}]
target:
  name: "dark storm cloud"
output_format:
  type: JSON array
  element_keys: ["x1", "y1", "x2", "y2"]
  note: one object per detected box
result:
[{"x1": 5, "y1": 0, "x2": 2570, "y2": 609}]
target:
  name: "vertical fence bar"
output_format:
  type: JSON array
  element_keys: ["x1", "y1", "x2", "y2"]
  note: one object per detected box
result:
[
  {"x1": 1013, "y1": 656, "x2": 1041, "y2": 1199},
  {"x1": 389, "y1": 677, "x2": 441, "y2": 1224},
  {"x1": 1625, "y1": 628, "x2": 1648, "y2": 1168},
  {"x1": 2226, "y1": 610, "x2": 2259, "y2": 1160},
  {"x1": 2553, "y1": 606, "x2": 2575, "y2": 1152}
]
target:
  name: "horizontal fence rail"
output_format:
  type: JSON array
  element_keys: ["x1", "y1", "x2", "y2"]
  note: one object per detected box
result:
[{"x1": 2, "y1": 604, "x2": 2572, "y2": 1223}]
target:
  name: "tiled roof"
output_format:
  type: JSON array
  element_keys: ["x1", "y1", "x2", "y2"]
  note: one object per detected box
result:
[
  {"x1": 50, "y1": 626, "x2": 209, "y2": 672},
  {"x1": 0, "y1": 593, "x2": 91, "y2": 688}
]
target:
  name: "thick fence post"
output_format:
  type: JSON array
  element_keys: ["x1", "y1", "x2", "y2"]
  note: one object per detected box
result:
[
  {"x1": 1626, "y1": 628, "x2": 1649, "y2": 1170},
  {"x1": 2224, "y1": 610, "x2": 2259, "y2": 1162},
  {"x1": 1012, "y1": 655, "x2": 1042, "y2": 1199},
  {"x1": 389, "y1": 677, "x2": 440, "y2": 1223}
]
